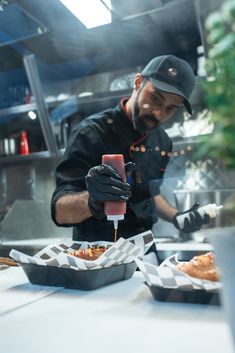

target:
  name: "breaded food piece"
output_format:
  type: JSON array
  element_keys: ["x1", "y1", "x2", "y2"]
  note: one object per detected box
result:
[
  {"x1": 69, "y1": 246, "x2": 109, "y2": 261},
  {"x1": 176, "y1": 252, "x2": 220, "y2": 282},
  {"x1": 0, "y1": 257, "x2": 18, "y2": 266}
]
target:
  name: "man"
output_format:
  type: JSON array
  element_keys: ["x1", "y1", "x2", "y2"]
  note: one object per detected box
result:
[{"x1": 51, "y1": 55, "x2": 209, "y2": 241}]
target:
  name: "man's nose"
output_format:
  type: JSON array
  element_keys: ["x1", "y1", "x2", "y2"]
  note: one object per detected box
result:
[{"x1": 153, "y1": 108, "x2": 163, "y2": 120}]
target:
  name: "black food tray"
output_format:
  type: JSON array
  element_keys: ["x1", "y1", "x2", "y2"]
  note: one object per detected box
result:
[
  {"x1": 18, "y1": 261, "x2": 137, "y2": 290},
  {"x1": 146, "y1": 283, "x2": 220, "y2": 305}
]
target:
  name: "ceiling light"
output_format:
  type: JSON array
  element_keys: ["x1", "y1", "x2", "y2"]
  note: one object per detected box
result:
[
  {"x1": 59, "y1": 0, "x2": 111, "y2": 29},
  {"x1": 28, "y1": 111, "x2": 37, "y2": 120}
]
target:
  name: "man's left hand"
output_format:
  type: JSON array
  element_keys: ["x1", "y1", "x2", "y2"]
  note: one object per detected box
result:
[{"x1": 173, "y1": 203, "x2": 210, "y2": 233}]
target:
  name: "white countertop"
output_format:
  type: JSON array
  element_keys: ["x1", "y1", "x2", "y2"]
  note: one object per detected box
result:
[{"x1": 0, "y1": 267, "x2": 234, "y2": 353}]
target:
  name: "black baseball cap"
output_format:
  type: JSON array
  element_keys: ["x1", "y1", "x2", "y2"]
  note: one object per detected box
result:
[{"x1": 141, "y1": 55, "x2": 196, "y2": 115}]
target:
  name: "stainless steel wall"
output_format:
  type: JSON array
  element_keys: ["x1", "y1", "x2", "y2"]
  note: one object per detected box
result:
[{"x1": 0, "y1": 155, "x2": 72, "y2": 242}]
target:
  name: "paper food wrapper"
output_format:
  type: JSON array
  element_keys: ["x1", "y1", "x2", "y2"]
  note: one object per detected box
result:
[
  {"x1": 136, "y1": 253, "x2": 221, "y2": 292},
  {"x1": 10, "y1": 231, "x2": 153, "y2": 271}
]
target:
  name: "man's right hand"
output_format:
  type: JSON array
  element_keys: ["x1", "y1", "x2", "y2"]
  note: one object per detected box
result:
[{"x1": 85, "y1": 164, "x2": 132, "y2": 219}]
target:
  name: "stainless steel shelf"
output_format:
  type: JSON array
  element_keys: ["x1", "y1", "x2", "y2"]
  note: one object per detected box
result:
[
  {"x1": 0, "y1": 150, "x2": 62, "y2": 164},
  {"x1": 0, "y1": 103, "x2": 37, "y2": 117},
  {"x1": 0, "y1": 89, "x2": 132, "y2": 118}
]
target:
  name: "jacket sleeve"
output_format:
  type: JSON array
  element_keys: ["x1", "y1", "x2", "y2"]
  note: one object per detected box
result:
[{"x1": 51, "y1": 124, "x2": 106, "y2": 226}]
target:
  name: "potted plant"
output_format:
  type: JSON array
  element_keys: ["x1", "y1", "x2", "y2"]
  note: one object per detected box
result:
[
  {"x1": 200, "y1": 1, "x2": 235, "y2": 347},
  {"x1": 194, "y1": 0, "x2": 235, "y2": 226}
]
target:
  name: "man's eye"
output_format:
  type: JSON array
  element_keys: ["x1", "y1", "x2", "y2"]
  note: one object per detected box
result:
[
  {"x1": 152, "y1": 95, "x2": 160, "y2": 103},
  {"x1": 167, "y1": 106, "x2": 176, "y2": 112}
]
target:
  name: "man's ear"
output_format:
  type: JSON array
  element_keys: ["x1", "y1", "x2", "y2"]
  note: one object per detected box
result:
[{"x1": 134, "y1": 73, "x2": 143, "y2": 90}]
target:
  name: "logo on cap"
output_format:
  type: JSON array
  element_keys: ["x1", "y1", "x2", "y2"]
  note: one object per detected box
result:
[{"x1": 168, "y1": 68, "x2": 178, "y2": 77}]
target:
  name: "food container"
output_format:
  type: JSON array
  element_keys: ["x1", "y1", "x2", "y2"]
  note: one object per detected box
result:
[
  {"x1": 136, "y1": 253, "x2": 221, "y2": 305},
  {"x1": 18, "y1": 261, "x2": 137, "y2": 290},
  {"x1": 145, "y1": 283, "x2": 220, "y2": 305},
  {"x1": 10, "y1": 231, "x2": 154, "y2": 290}
]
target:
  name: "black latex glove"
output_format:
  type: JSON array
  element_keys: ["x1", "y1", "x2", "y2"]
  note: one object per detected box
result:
[
  {"x1": 85, "y1": 162, "x2": 134, "y2": 219},
  {"x1": 173, "y1": 202, "x2": 210, "y2": 233}
]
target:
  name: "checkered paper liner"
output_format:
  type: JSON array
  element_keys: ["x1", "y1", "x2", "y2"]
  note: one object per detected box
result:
[
  {"x1": 10, "y1": 230, "x2": 153, "y2": 271},
  {"x1": 136, "y1": 253, "x2": 222, "y2": 292}
]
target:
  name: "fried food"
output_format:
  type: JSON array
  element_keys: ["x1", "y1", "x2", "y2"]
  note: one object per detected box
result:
[
  {"x1": 176, "y1": 252, "x2": 220, "y2": 282},
  {"x1": 69, "y1": 246, "x2": 110, "y2": 261},
  {"x1": 0, "y1": 257, "x2": 18, "y2": 266}
]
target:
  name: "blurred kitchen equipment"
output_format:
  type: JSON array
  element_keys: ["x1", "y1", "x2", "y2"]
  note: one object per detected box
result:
[
  {"x1": 0, "y1": 137, "x2": 17, "y2": 156},
  {"x1": 61, "y1": 119, "x2": 70, "y2": 147},
  {"x1": 54, "y1": 118, "x2": 71, "y2": 149},
  {"x1": 110, "y1": 73, "x2": 136, "y2": 91},
  {"x1": 0, "y1": 138, "x2": 9, "y2": 156},
  {"x1": 9, "y1": 138, "x2": 17, "y2": 155}
]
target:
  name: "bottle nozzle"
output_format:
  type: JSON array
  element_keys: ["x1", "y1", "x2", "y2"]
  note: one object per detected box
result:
[
  {"x1": 113, "y1": 219, "x2": 118, "y2": 230},
  {"x1": 106, "y1": 215, "x2": 123, "y2": 242}
]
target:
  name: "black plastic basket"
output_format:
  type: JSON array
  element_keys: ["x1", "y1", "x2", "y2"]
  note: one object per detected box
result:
[
  {"x1": 18, "y1": 261, "x2": 137, "y2": 290},
  {"x1": 145, "y1": 282, "x2": 220, "y2": 305}
]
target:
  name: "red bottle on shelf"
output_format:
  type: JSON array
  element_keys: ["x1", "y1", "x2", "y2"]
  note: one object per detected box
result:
[
  {"x1": 20, "y1": 130, "x2": 29, "y2": 155},
  {"x1": 102, "y1": 154, "x2": 126, "y2": 239}
]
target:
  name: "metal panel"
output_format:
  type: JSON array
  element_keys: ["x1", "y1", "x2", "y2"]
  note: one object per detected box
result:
[
  {"x1": 33, "y1": 158, "x2": 59, "y2": 202},
  {"x1": 2, "y1": 162, "x2": 34, "y2": 205},
  {"x1": 23, "y1": 54, "x2": 59, "y2": 157},
  {"x1": 1, "y1": 199, "x2": 71, "y2": 241}
]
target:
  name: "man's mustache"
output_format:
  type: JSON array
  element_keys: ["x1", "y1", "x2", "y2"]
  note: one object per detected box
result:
[{"x1": 142, "y1": 114, "x2": 160, "y2": 126}]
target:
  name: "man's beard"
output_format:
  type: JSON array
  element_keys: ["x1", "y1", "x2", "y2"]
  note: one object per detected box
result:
[{"x1": 132, "y1": 91, "x2": 160, "y2": 134}]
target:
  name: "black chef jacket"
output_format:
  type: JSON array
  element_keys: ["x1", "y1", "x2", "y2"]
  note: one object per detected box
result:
[{"x1": 51, "y1": 101, "x2": 172, "y2": 241}]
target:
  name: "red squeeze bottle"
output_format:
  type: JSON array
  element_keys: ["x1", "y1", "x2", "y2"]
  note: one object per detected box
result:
[
  {"x1": 20, "y1": 131, "x2": 29, "y2": 155},
  {"x1": 102, "y1": 154, "x2": 126, "y2": 239}
]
